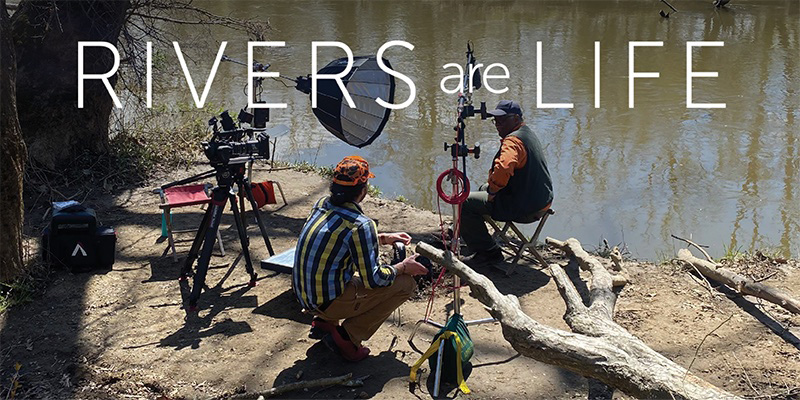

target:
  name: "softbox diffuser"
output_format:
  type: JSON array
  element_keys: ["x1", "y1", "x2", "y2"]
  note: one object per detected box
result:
[{"x1": 309, "y1": 56, "x2": 396, "y2": 148}]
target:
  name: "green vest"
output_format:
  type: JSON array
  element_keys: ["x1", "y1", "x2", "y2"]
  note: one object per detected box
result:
[{"x1": 490, "y1": 125, "x2": 553, "y2": 222}]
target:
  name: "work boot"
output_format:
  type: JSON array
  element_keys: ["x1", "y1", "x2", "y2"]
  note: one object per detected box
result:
[
  {"x1": 309, "y1": 317, "x2": 337, "y2": 340},
  {"x1": 322, "y1": 327, "x2": 370, "y2": 362},
  {"x1": 460, "y1": 246, "x2": 504, "y2": 266}
]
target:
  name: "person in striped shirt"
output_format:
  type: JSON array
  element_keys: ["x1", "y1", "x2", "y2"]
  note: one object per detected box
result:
[{"x1": 293, "y1": 156, "x2": 429, "y2": 362}]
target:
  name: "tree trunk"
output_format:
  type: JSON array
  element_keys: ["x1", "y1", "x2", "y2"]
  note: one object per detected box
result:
[
  {"x1": 1, "y1": 0, "x2": 28, "y2": 283},
  {"x1": 10, "y1": 0, "x2": 129, "y2": 169},
  {"x1": 415, "y1": 241, "x2": 738, "y2": 400},
  {"x1": 678, "y1": 248, "x2": 800, "y2": 314}
]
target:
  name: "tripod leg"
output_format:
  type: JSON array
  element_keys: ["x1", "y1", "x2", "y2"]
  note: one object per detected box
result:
[
  {"x1": 228, "y1": 192, "x2": 258, "y2": 285},
  {"x1": 187, "y1": 190, "x2": 228, "y2": 309},
  {"x1": 180, "y1": 202, "x2": 213, "y2": 279},
  {"x1": 239, "y1": 187, "x2": 247, "y2": 229},
  {"x1": 242, "y1": 179, "x2": 275, "y2": 256}
]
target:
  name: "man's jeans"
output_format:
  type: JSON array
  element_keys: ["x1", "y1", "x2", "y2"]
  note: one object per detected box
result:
[
  {"x1": 461, "y1": 190, "x2": 497, "y2": 253},
  {"x1": 461, "y1": 188, "x2": 541, "y2": 253}
]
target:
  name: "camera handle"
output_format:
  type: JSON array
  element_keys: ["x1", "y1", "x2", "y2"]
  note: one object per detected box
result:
[{"x1": 157, "y1": 169, "x2": 216, "y2": 192}]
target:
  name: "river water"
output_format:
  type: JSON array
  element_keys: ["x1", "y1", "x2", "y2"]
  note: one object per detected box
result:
[{"x1": 169, "y1": 1, "x2": 798, "y2": 260}]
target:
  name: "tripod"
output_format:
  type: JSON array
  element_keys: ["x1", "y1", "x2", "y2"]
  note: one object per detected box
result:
[{"x1": 165, "y1": 158, "x2": 275, "y2": 310}]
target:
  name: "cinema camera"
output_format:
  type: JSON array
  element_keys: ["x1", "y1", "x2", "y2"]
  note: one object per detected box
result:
[{"x1": 202, "y1": 110, "x2": 271, "y2": 166}]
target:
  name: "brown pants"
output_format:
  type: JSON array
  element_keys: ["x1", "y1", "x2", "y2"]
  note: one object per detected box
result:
[{"x1": 315, "y1": 275, "x2": 415, "y2": 346}]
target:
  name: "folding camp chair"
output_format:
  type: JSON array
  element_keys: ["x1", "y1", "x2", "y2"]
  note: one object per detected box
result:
[
  {"x1": 155, "y1": 184, "x2": 225, "y2": 262},
  {"x1": 484, "y1": 208, "x2": 555, "y2": 275}
]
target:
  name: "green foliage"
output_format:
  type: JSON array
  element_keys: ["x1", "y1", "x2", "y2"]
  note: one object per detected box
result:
[
  {"x1": 0, "y1": 267, "x2": 45, "y2": 314},
  {"x1": 395, "y1": 195, "x2": 408, "y2": 203},
  {"x1": 286, "y1": 161, "x2": 335, "y2": 178},
  {"x1": 279, "y1": 160, "x2": 383, "y2": 197},
  {"x1": 367, "y1": 184, "x2": 382, "y2": 198},
  {"x1": 720, "y1": 243, "x2": 744, "y2": 262},
  {"x1": 754, "y1": 247, "x2": 783, "y2": 260},
  {"x1": 654, "y1": 249, "x2": 675, "y2": 265},
  {"x1": 107, "y1": 105, "x2": 212, "y2": 184},
  {"x1": 592, "y1": 237, "x2": 617, "y2": 258}
]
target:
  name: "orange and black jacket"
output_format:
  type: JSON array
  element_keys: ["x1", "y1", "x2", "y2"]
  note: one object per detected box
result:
[{"x1": 487, "y1": 124, "x2": 553, "y2": 221}]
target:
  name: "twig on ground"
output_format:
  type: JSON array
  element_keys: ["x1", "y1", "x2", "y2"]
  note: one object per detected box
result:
[
  {"x1": 754, "y1": 271, "x2": 780, "y2": 283},
  {"x1": 743, "y1": 387, "x2": 800, "y2": 399},
  {"x1": 389, "y1": 334, "x2": 398, "y2": 351},
  {"x1": 679, "y1": 249, "x2": 800, "y2": 314},
  {"x1": 224, "y1": 373, "x2": 353, "y2": 399},
  {"x1": 730, "y1": 352, "x2": 759, "y2": 396},
  {"x1": 684, "y1": 314, "x2": 734, "y2": 380},
  {"x1": 680, "y1": 260, "x2": 718, "y2": 299},
  {"x1": 671, "y1": 234, "x2": 713, "y2": 262}
]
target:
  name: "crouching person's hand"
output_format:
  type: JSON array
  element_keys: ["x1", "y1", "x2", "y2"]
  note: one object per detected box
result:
[{"x1": 395, "y1": 255, "x2": 428, "y2": 276}]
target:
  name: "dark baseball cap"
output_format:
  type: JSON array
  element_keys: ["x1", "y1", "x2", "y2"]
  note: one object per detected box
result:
[{"x1": 487, "y1": 100, "x2": 523, "y2": 117}]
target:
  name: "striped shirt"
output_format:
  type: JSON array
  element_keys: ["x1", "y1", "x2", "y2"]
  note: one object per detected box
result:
[{"x1": 292, "y1": 197, "x2": 397, "y2": 310}]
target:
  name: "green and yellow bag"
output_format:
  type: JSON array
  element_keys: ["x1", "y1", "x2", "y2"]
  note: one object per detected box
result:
[{"x1": 409, "y1": 313, "x2": 473, "y2": 394}]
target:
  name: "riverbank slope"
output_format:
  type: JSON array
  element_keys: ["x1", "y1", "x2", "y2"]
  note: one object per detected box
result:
[{"x1": 2, "y1": 167, "x2": 799, "y2": 399}]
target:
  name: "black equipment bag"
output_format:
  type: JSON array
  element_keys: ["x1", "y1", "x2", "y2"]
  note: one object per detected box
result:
[{"x1": 42, "y1": 203, "x2": 116, "y2": 272}]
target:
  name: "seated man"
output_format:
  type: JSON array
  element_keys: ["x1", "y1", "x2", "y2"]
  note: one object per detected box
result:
[
  {"x1": 461, "y1": 100, "x2": 553, "y2": 264},
  {"x1": 292, "y1": 155, "x2": 428, "y2": 362}
]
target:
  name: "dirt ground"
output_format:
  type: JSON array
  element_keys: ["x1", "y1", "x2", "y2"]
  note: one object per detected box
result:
[{"x1": 2, "y1": 166, "x2": 800, "y2": 400}]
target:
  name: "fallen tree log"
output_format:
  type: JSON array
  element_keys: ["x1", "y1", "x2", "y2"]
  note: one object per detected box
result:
[
  {"x1": 677, "y1": 249, "x2": 800, "y2": 314},
  {"x1": 547, "y1": 238, "x2": 619, "y2": 400},
  {"x1": 546, "y1": 237, "x2": 621, "y2": 319},
  {"x1": 416, "y1": 241, "x2": 738, "y2": 400}
]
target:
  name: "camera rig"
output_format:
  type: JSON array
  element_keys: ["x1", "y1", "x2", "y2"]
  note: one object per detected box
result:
[
  {"x1": 161, "y1": 57, "x2": 284, "y2": 309},
  {"x1": 202, "y1": 111, "x2": 271, "y2": 167}
]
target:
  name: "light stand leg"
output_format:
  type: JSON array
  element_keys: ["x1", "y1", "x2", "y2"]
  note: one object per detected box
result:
[
  {"x1": 453, "y1": 276, "x2": 461, "y2": 315},
  {"x1": 433, "y1": 339, "x2": 446, "y2": 397},
  {"x1": 407, "y1": 319, "x2": 444, "y2": 343},
  {"x1": 465, "y1": 317, "x2": 497, "y2": 326}
]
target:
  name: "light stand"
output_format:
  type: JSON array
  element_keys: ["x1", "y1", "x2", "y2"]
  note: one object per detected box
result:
[{"x1": 408, "y1": 42, "x2": 497, "y2": 397}]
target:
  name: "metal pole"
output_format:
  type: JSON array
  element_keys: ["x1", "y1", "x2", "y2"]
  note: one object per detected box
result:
[
  {"x1": 451, "y1": 156, "x2": 461, "y2": 316},
  {"x1": 433, "y1": 339, "x2": 446, "y2": 397}
]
